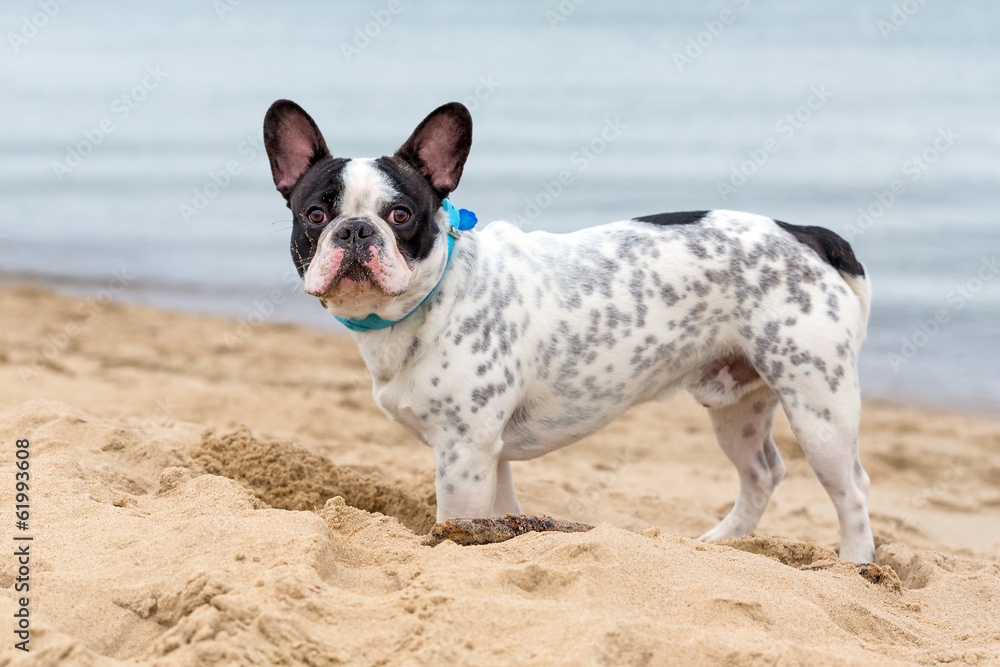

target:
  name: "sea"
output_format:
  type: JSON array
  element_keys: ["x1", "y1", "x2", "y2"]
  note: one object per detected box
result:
[{"x1": 1, "y1": 0, "x2": 998, "y2": 413}]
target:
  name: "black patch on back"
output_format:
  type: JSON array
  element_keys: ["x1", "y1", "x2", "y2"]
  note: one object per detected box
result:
[
  {"x1": 775, "y1": 221, "x2": 865, "y2": 277},
  {"x1": 633, "y1": 211, "x2": 709, "y2": 226}
]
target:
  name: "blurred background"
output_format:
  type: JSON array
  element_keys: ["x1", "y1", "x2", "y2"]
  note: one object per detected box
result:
[{"x1": 1, "y1": 0, "x2": 997, "y2": 411}]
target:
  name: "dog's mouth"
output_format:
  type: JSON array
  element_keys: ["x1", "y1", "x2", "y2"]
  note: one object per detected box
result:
[
  {"x1": 308, "y1": 259, "x2": 377, "y2": 297},
  {"x1": 336, "y1": 260, "x2": 375, "y2": 286},
  {"x1": 304, "y1": 246, "x2": 408, "y2": 301}
]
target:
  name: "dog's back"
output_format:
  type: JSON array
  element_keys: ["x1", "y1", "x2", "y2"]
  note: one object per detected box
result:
[{"x1": 424, "y1": 210, "x2": 868, "y2": 449}]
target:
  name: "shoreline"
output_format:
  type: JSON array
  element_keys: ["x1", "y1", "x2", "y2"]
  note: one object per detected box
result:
[{"x1": 3, "y1": 276, "x2": 998, "y2": 420}]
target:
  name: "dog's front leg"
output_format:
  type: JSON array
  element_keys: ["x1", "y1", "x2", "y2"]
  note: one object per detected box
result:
[{"x1": 433, "y1": 438, "x2": 504, "y2": 522}]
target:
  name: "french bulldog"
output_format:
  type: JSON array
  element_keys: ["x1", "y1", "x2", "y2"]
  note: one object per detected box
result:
[{"x1": 263, "y1": 100, "x2": 875, "y2": 562}]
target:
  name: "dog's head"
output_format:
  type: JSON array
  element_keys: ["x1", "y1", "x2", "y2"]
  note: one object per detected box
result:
[{"x1": 263, "y1": 100, "x2": 472, "y2": 320}]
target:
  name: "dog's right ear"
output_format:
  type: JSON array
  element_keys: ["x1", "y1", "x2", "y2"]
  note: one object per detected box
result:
[
  {"x1": 395, "y1": 102, "x2": 473, "y2": 199},
  {"x1": 263, "y1": 100, "x2": 331, "y2": 201}
]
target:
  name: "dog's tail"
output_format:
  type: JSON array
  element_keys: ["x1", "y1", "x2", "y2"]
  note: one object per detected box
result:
[{"x1": 841, "y1": 271, "x2": 872, "y2": 335}]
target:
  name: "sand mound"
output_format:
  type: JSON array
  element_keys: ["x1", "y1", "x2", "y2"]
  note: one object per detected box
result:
[
  {"x1": 191, "y1": 426, "x2": 436, "y2": 533},
  {"x1": 719, "y1": 534, "x2": 840, "y2": 569}
]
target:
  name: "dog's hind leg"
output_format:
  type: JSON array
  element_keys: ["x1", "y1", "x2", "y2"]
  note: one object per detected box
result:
[
  {"x1": 492, "y1": 460, "x2": 522, "y2": 516},
  {"x1": 698, "y1": 384, "x2": 785, "y2": 543},
  {"x1": 774, "y1": 366, "x2": 874, "y2": 563}
]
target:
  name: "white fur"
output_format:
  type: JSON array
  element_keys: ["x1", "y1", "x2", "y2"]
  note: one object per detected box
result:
[{"x1": 344, "y1": 209, "x2": 875, "y2": 562}]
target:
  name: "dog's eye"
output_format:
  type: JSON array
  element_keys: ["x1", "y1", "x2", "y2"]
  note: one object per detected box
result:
[
  {"x1": 306, "y1": 208, "x2": 325, "y2": 225},
  {"x1": 389, "y1": 208, "x2": 410, "y2": 224}
]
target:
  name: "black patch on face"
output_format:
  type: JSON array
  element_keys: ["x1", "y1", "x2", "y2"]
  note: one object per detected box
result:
[
  {"x1": 633, "y1": 211, "x2": 709, "y2": 226},
  {"x1": 374, "y1": 156, "x2": 442, "y2": 263},
  {"x1": 285, "y1": 156, "x2": 443, "y2": 277},
  {"x1": 288, "y1": 157, "x2": 351, "y2": 277},
  {"x1": 775, "y1": 221, "x2": 865, "y2": 277}
]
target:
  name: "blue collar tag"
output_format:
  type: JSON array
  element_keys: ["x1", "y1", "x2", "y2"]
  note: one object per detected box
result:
[
  {"x1": 443, "y1": 197, "x2": 478, "y2": 231},
  {"x1": 333, "y1": 198, "x2": 476, "y2": 332}
]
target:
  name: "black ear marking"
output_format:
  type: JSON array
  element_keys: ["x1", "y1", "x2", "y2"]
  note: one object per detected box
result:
[
  {"x1": 394, "y1": 102, "x2": 473, "y2": 199},
  {"x1": 263, "y1": 99, "x2": 331, "y2": 200}
]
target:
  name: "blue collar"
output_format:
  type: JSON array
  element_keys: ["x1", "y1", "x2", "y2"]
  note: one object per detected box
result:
[{"x1": 334, "y1": 198, "x2": 477, "y2": 332}]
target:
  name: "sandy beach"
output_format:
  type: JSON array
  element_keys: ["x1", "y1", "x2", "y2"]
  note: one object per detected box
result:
[{"x1": 1, "y1": 284, "x2": 998, "y2": 666}]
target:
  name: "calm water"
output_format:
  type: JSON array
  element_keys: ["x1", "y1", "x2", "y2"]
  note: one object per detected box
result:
[{"x1": 1, "y1": 1, "x2": 998, "y2": 412}]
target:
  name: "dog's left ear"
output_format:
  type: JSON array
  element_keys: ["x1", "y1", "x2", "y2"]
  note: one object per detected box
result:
[
  {"x1": 395, "y1": 102, "x2": 472, "y2": 198},
  {"x1": 263, "y1": 99, "x2": 331, "y2": 201}
]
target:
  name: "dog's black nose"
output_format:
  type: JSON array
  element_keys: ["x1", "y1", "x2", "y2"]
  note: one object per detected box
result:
[{"x1": 337, "y1": 218, "x2": 375, "y2": 241}]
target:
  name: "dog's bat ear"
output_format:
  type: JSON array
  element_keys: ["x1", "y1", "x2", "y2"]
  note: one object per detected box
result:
[
  {"x1": 394, "y1": 102, "x2": 473, "y2": 199},
  {"x1": 263, "y1": 100, "x2": 331, "y2": 201}
]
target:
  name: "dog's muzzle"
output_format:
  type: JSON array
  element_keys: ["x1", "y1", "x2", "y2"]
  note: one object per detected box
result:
[
  {"x1": 303, "y1": 217, "x2": 382, "y2": 297},
  {"x1": 333, "y1": 218, "x2": 380, "y2": 282}
]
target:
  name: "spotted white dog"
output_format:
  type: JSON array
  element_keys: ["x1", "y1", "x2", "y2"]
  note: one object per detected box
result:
[{"x1": 263, "y1": 100, "x2": 875, "y2": 562}]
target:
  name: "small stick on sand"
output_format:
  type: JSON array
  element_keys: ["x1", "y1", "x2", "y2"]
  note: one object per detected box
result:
[{"x1": 422, "y1": 514, "x2": 594, "y2": 547}]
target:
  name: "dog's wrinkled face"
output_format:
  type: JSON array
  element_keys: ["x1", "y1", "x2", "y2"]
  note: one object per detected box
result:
[
  {"x1": 263, "y1": 100, "x2": 472, "y2": 319},
  {"x1": 288, "y1": 156, "x2": 442, "y2": 314}
]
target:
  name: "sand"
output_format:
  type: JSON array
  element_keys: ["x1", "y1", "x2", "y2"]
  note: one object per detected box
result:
[{"x1": 1, "y1": 284, "x2": 998, "y2": 665}]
